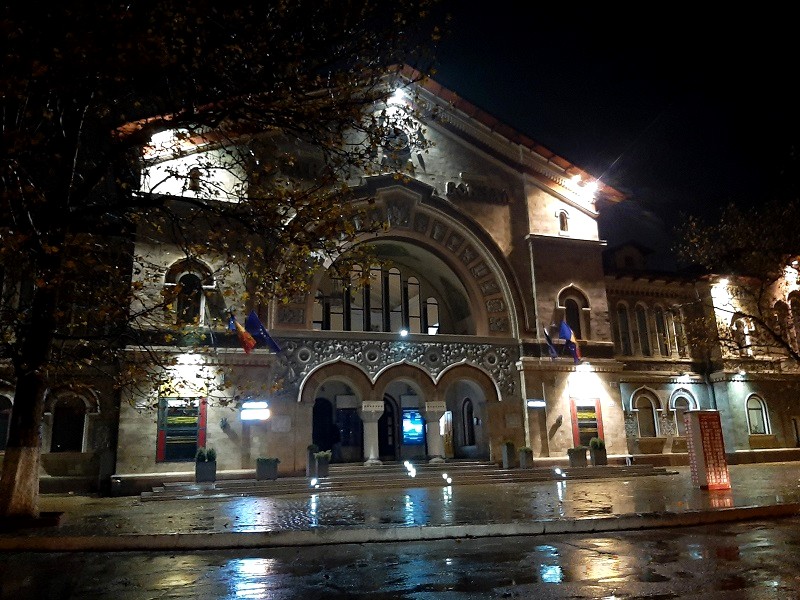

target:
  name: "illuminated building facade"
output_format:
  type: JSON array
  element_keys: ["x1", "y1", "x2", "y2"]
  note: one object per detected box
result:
[{"x1": 5, "y1": 73, "x2": 798, "y2": 492}]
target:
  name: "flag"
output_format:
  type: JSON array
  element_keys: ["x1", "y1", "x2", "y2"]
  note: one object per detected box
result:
[
  {"x1": 228, "y1": 313, "x2": 257, "y2": 354},
  {"x1": 559, "y1": 320, "x2": 581, "y2": 364},
  {"x1": 245, "y1": 310, "x2": 282, "y2": 353},
  {"x1": 543, "y1": 326, "x2": 558, "y2": 360}
]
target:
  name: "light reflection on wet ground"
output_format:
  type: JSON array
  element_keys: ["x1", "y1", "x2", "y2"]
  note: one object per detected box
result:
[
  {"x1": 3, "y1": 518, "x2": 800, "y2": 599},
  {"x1": 16, "y1": 462, "x2": 800, "y2": 539}
]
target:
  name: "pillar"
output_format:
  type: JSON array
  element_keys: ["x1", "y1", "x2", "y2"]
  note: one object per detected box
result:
[
  {"x1": 359, "y1": 398, "x2": 383, "y2": 466},
  {"x1": 423, "y1": 398, "x2": 447, "y2": 464}
]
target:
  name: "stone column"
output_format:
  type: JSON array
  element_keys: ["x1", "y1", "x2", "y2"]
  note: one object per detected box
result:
[
  {"x1": 423, "y1": 399, "x2": 447, "y2": 464},
  {"x1": 359, "y1": 399, "x2": 384, "y2": 466}
]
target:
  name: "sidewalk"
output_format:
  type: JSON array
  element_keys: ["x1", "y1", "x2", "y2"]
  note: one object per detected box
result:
[{"x1": 1, "y1": 462, "x2": 800, "y2": 552}]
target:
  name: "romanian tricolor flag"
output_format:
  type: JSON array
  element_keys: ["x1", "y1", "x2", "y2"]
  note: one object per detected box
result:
[{"x1": 228, "y1": 313, "x2": 257, "y2": 354}]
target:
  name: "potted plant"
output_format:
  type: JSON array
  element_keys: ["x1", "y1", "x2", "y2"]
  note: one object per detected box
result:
[
  {"x1": 501, "y1": 440, "x2": 516, "y2": 469},
  {"x1": 567, "y1": 445, "x2": 588, "y2": 468},
  {"x1": 306, "y1": 443, "x2": 319, "y2": 477},
  {"x1": 195, "y1": 446, "x2": 217, "y2": 483},
  {"x1": 314, "y1": 450, "x2": 332, "y2": 478},
  {"x1": 256, "y1": 457, "x2": 280, "y2": 481},
  {"x1": 518, "y1": 446, "x2": 533, "y2": 469},
  {"x1": 589, "y1": 437, "x2": 608, "y2": 466}
]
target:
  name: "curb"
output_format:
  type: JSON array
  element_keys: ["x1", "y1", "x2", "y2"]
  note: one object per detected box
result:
[{"x1": 1, "y1": 504, "x2": 798, "y2": 552}]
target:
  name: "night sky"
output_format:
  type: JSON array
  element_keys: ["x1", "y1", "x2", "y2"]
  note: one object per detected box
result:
[{"x1": 431, "y1": 3, "x2": 797, "y2": 269}]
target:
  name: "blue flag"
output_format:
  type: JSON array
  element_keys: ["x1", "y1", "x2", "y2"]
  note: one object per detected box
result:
[
  {"x1": 543, "y1": 326, "x2": 557, "y2": 359},
  {"x1": 559, "y1": 320, "x2": 581, "y2": 364},
  {"x1": 245, "y1": 310, "x2": 282, "y2": 353}
]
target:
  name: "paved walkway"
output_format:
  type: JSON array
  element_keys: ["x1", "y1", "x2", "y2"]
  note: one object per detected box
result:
[{"x1": 1, "y1": 462, "x2": 800, "y2": 551}]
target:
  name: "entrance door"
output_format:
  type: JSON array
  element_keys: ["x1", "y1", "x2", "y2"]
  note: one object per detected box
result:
[{"x1": 378, "y1": 398, "x2": 399, "y2": 460}]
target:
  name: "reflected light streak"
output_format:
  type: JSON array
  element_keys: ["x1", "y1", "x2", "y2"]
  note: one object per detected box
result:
[{"x1": 539, "y1": 564, "x2": 564, "y2": 583}]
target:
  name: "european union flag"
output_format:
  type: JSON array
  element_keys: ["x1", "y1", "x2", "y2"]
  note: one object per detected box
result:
[
  {"x1": 559, "y1": 320, "x2": 581, "y2": 364},
  {"x1": 245, "y1": 310, "x2": 282, "y2": 353}
]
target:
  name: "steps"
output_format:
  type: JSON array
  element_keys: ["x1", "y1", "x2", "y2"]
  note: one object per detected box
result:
[{"x1": 139, "y1": 460, "x2": 675, "y2": 502}]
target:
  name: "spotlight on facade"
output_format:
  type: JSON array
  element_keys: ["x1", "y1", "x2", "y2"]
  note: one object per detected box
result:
[
  {"x1": 441, "y1": 473, "x2": 448, "y2": 480},
  {"x1": 399, "y1": 329, "x2": 409, "y2": 337},
  {"x1": 309, "y1": 478, "x2": 318, "y2": 487},
  {"x1": 554, "y1": 468, "x2": 562, "y2": 476},
  {"x1": 446, "y1": 477, "x2": 452, "y2": 484}
]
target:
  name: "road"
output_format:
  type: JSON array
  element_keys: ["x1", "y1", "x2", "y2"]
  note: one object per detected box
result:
[{"x1": 2, "y1": 517, "x2": 800, "y2": 599}]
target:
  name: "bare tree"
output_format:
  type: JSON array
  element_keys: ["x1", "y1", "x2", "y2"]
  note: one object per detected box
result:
[{"x1": 0, "y1": 1, "x2": 446, "y2": 517}]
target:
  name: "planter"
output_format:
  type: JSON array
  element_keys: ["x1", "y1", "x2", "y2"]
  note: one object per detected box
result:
[
  {"x1": 195, "y1": 460, "x2": 217, "y2": 483},
  {"x1": 636, "y1": 437, "x2": 667, "y2": 454},
  {"x1": 590, "y1": 447, "x2": 608, "y2": 466},
  {"x1": 567, "y1": 447, "x2": 588, "y2": 468},
  {"x1": 306, "y1": 445, "x2": 319, "y2": 477},
  {"x1": 315, "y1": 455, "x2": 330, "y2": 478},
  {"x1": 518, "y1": 448, "x2": 533, "y2": 469},
  {"x1": 501, "y1": 443, "x2": 516, "y2": 469},
  {"x1": 256, "y1": 459, "x2": 279, "y2": 481}
]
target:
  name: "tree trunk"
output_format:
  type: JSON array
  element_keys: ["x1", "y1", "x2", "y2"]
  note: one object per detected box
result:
[{"x1": 0, "y1": 259, "x2": 59, "y2": 518}]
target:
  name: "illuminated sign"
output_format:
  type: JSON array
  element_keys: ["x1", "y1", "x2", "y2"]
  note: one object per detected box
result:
[
  {"x1": 241, "y1": 401, "x2": 270, "y2": 421},
  {"x1": 402, "y1": 409, "x2": 425, "y2": 445}
]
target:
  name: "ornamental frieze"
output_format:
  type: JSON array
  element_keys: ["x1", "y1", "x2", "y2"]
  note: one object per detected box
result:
[{"x1": 271, "y1": 338, "x2": 518, "y2": 401}]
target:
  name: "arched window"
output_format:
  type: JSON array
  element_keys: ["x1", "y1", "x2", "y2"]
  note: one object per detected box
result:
[
  {"x1": 670, "y1": 306, "x2": 688, "y2": 357},
  {"x1": 653, "y1": 306, "x2": 672, "y2": 356},
  {"x1": 462, "y1": 398, "x2": 476, "y2": 446},
  {"x1": 746, "y1": 396, "x2": 769, "y2": 434},
  {"x1": 634, "y1": 304, "x2": 651, "y2": 356},
  {"x1": 792, "y1": 295, "x2": 800, "y2": 350},
  {"x1": 674, "y1": 396, "x2": 691, "y2": 436},
  {"x1": 616, "y1": 303, "x2": 633, "y2": 355},
  {"x1": 634, "y1": 395, "x2": 658, "y2": 437},
  {"x1": 423, "y1": 297, "x2": 440, "y2": 334},
  {"x1": 774, "y1": 300, "x2": 793, "y2": 351},
  {"x1": 349, "y1": 266, "x2": 365, "y2": 332},
  {"x1": 558, "y1": 288, "x2": 589, "y2": 340},
  {"x1": 165, "y1": 259, "x2": 215, "y2": 326},
  {"x1": 387, "y1": 268, "x2": 402, "y2": 332},
  {"x1": 0, "y1": 395, "x2": 11, "y2": 451},
  {"x1": 50, "y1": 395, "x2": 87, "y2": 452},
  {"x1": 406, "y1": 277, "x2": 421, "y2": 334},
  {"x1": 176, "y1": 273, "x2": 203, "y2": 325},
  {"x1": 558, "y1": 210, "x2": 569, "y2": 233},
  {"x1": 368, "y1": 266, "x2": 384, "y2": 332},
  {"x1": 733, "y1": 316, "x2": 754, "y2": 356}
]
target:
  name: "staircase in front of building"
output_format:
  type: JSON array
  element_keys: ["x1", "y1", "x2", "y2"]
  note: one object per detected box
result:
[{"x1": 139, "y1": 459, "x2": 675, "y2": 502}]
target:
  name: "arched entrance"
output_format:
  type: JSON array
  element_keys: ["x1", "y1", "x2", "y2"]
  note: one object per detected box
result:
[{"x1": 378, "y1": 395, "x2": 400, "y2": 461}]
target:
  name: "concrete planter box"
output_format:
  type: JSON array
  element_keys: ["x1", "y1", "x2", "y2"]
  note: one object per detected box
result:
[
  {"x1": 315, "y1": 454, "x2": 330, "y2": 478},
  {"x1": 749, "y1": 434, "x2": 780, "y2": 449},
  {"x1": 518, "y1": 448, "x2": 533, "y2": 469},
  {"x1": 567, "y1": 447, "x2": 588, "y2": 468},
  {"x1": 590, "y1": 447, "x2": 608, "y2": 466},
  {"x1": 195, "y1": 460, "x2": 216, "y2": 483},
  {"x1": 256, "y1": 459, "x2": 279, "y2": 481},
  {"x1": 501, "y1": 443, "x2": 516, "y2": 469},
  {"x1": 636, "y1": 437, "x2": 667, "y2": 454}
]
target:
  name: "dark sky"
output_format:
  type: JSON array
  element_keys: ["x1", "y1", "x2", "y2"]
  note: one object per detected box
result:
[{"x1": 431, "y1": 3, "x2": 797, "y2": 270}]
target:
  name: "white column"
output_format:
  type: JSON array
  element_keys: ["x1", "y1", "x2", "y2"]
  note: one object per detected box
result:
[
  {"x1": 359, "y1": 399, "x2": 383, "y2": 466},
  {"x1": 423, "y1": 400, "x2": 447, "y2": 464}
]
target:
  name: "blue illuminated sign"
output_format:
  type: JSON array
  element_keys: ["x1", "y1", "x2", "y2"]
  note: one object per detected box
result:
[{"x1": 402, "y1": 409, "x2": 425, "y2": 445}]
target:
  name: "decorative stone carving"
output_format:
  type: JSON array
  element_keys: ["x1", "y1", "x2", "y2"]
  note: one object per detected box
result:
[
  {"x1": 470, "y1": 262, "x2": 489, "y2": 279},
  {"x1": 459, "y1": 245, "x2": 477, "y2": 265},
  {"x1": 486, "y1": 298, "x2": 504, "y2": 313},
  {"x1": 413, "y1": 213, "x2": 430, "y2": 233},
  {"x1": 446, "y1": 232, "x2": 464, "y2": 252},
  {"x1": 431, "y1": 220, "x2": 447, "y2": 242},
  {"x1": 275, "y1": 337, "x2": 519, "y2": 401},
  {"x1": 480, "y1": 279, "x2": 500, "y2": 295},
  {"x1": 489, "y1": 316, "x2": 509, "y2": 332},
  {"x1": 386, "y1": 200, "x2": 411, "y2": 228}
]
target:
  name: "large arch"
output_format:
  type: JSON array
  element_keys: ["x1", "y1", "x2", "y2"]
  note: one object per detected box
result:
[{"x1": 279, "y1": 177, "x2": 525, "y2": 338}]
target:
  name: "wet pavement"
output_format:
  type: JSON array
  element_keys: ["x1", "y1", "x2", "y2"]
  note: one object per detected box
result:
[{"x1": 2, "y1": 462, "x2": 800, "y2": 551}]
